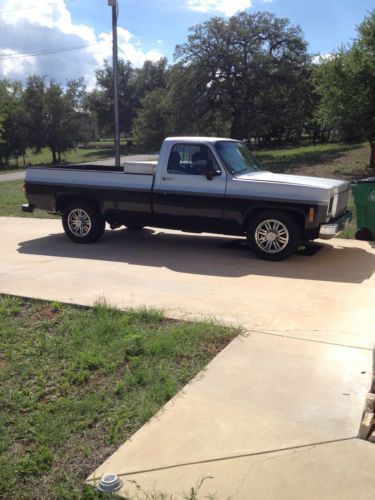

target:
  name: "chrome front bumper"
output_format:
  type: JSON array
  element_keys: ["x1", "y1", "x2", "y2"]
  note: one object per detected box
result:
[{"x1": 319, "y1": 211, "x2": 352, "y2": 239}]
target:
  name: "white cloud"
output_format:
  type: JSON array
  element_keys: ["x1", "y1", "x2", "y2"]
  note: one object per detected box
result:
[
  {"x1": 0, "y1": 0, "x2": 163, "y2": 86},
  {"x1": 0, "y1": 49, "x2": 37, "y2": 77},
  {"x1": 186, "y1": 0, "x2": 251, "y2": 17},
  {"x1": 92, "y1": 28, "x2": 161, "y2": 71},
  {"x1": 312, "y1": 53, "x2": 333, "y2": 64}
]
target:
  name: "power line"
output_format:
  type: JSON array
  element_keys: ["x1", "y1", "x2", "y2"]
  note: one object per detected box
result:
[
  {"x1": 0, "y1": 2, "x2": 61, "y2": 15},
  {"x1": 0, "y1": 43, "x2": 97, "y2": 60}
]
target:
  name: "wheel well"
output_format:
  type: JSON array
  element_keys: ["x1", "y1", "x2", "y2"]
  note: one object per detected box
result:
[
  {"x1": 56, "y1": 194, "x2": 101, "y2": 214},
  {"x1": 243, "y1": 208, "x2": 306, "y2": 235}
]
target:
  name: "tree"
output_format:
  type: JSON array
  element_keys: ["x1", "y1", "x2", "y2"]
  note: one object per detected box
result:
[
  {"x1": 0, "y1": 80, "x2": 29, "y2": 166},
  {"x1": 133, "y1": 58, "x2": 168, "y2": 102},
  {"x1": 132, "y1": 88, "x2": 169, "y2": 151},
  {"x1": 24, "y1": 76, "x2": 85, "y2": 163},
  {"x1": 86, "y1": 60, "x2": 137, "y2": 137},
  {"x1": 44, "y1": 80, "x2": 84, "y2": 163},
  {"x1": 175, "y1": 11, "x2": 311, "y2": 141},
  {"x1": 23, "y1": 76, "x2": 48, "y2": 153},
  {"x1": 314, "y1": 10, "x2": 375, "y2": 168},
  {"x1": 86, "y1": 58, "x2": 168, "y2": 137}
]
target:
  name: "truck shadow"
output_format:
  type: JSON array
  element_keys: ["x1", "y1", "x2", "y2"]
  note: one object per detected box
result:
[{"x1": 17, "y1": 228, "x2": 375, "y2": 284}]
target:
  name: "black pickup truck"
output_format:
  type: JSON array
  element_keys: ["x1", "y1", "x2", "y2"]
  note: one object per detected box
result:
[{"x1": 22, "y1": 136, "x2": 352, "y2": 261}]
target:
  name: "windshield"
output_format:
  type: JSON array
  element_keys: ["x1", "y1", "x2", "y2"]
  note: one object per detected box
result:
[{"x1": 215, "y1": 141, "x2": 262, "y2": 175}]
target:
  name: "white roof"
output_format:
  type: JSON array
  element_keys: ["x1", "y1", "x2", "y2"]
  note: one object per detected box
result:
[{"x1": 164, "y1": 136, "x2": 237, "y2": 143}]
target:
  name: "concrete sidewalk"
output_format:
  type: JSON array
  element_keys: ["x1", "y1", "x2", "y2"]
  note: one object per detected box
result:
[
  {"x1": 88, "y1": 333, "x2": 374, "y2": 499},
  {"x1": 1, "y1": 217, "x2": 375, "y2": 498}
]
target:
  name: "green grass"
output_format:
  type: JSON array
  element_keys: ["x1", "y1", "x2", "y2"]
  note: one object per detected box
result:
[
  {"x1": 0, "y1": 295, "x2": 238, "y2": 499},
  {"x1": 339, "y1": 196, "x2": 357, "y2": 239},
  {"x1": 256, "y1": 142, "x2": 372, "y2": 180},
  {"x1": 0, "y1": 180, "x2": 58, "y2": 218}
]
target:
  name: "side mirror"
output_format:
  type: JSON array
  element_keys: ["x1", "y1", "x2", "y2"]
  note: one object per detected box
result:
[
  {"x1": 206, "y1": 169, "x2": 221, "y2": 180},
  {"x1": 199, "y1": 163, "x2": 220, "y2": 180}
]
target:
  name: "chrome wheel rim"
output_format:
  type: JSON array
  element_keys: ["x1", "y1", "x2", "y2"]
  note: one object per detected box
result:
[
  {"x1": 67, "y1": 208, "x2": 92, "y2": 237},
  {"x1": 255, "y1": 219, "x2": 289, "y2": 254}
]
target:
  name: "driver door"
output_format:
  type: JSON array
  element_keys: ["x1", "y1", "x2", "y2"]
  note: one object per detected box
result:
[{"x1": 153, "y1": 143, "x2": 226, "y2": 233}]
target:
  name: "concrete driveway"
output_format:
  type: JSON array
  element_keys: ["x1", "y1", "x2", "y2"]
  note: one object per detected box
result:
[
  {"x1": 0, "y1": 171, "x2": 24, "y2": 182},
  {"x1": 2, "y1": 217, "x2": 375, "y2": 346},
  {"x1": 1, "y1": 217, "x2": 375, "y2": 498}
]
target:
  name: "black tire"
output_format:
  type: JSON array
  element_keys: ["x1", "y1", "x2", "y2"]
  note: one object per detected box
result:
[
  {"x1": 355, "y1": 228, "x2": 373, "y2": 241},
  {"x1": 62, "y1": 201, "x2": 105, "y2": 244},
  {"x1": 246, "y1": 211, "x2": 301, "y2": 261}
]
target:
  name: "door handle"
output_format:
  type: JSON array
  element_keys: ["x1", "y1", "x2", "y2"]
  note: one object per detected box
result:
[{"x1": 162, "y1": 176, "x2": 174, "y2": 181}]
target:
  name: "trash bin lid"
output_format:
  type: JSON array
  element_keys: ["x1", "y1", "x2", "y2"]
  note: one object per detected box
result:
[{"x1": 352, "y1": 177, "x2": 375, "y2": 184}]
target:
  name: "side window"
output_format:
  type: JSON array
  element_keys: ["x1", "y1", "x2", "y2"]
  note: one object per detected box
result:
[{"x1": 167, "y1": 144, "x2": 220, "y2": 175}]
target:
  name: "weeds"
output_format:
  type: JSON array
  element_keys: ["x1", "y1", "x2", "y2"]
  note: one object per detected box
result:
[{"x1": 0, "y1": 296, "x2": 238, "y2": 498}]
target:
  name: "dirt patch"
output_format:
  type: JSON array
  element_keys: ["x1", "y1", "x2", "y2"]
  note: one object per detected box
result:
[{"x1": 29, "y1": 306, "x2": 60, "y2": 322}]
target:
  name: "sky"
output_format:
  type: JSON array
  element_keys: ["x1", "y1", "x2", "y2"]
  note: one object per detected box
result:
[{"x1": 0, "y1": 0, "x2": 373, "y2": 87}]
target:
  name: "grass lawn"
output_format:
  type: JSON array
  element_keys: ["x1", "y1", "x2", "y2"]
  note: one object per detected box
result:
[
  {"x1": 256, "y1": 142, "x2": 373, "y2": 181},
  {"x1": 0, "y1": 295, "x2": 238, "y2": 499},
  {"x1": 0, "y1": 180, "x2": 58, "y2": 219}
]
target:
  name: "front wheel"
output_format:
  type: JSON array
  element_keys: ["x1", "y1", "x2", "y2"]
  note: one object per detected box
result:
[
  {"x1": 246, "y1": 211, "x2": 301, "y2": 261},
  {"x1": 62, "y1": 202, "x2": 105, "y2": 244}
]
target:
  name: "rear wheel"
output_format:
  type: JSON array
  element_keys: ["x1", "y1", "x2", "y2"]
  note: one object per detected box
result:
[
  {"x1": 62, "y1": 202, "x2": 105, "y2": 243},
  {"x1": 246, "y1": 211, "x2": 301, "y2": 261}
]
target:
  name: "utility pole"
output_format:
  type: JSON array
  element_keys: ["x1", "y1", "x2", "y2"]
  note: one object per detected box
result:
[{"x1": 108, "y1": 0, "x2": 120, "y2": 167}]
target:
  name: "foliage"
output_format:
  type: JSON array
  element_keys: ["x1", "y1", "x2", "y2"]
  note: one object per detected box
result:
[
  {"x1": 0, "y1": 76, "x2": 89, "y2": 166},
  {"x1": 23, "y1": 75, "x2": 48, "y2": 154},
  {"x1": 131, "y1": 12, "x2": 313, "y2": 148},
  {"x1": 174, "y1": 11, "x2": 311, "y2": 141},
  {"x1": 85, "y1": 58, "x2": 168, "y2": 137},
  {"x1": 1, "y1": 10, "x2": 375, "y2": 166},
  {"x1": 44, "y1": 79, "x2": 86, "y2": 163},
  {"x1": 0, "y1": 80, "x2": 29, "y2": 165},
  {"x1": 0, "y1": 296, "x2": 237, "y2": 498},
  {"x1": 132, "y1": 88, "x2": 169, "y2": 151},
  {"x1": 314, "y1": 10, "x2": 375, "y2": 168}
]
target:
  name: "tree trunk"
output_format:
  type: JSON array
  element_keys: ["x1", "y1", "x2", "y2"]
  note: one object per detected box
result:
[
  {"x1": 230, "y1": 105, "x2": 243, "y2": 139},
  {"x1": 370, "y1": 140, "x2": 375, "y2": 170},
  {"x1": 51, "y1": 149, "x2": 57, "y2": 164}
]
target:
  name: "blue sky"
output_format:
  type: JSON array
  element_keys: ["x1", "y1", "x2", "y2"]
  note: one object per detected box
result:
[
  {"x1": 0, "y1": 0, "x2": 374, "y2": 85},
  {"x1": 69, "y1": 0, "x2": 374, "y2": 57}
]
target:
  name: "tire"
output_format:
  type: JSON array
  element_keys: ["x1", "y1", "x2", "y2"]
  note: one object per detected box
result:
[
  {"x1": 62, "y1": 201, "x2": 105, "y2": 244},
  {"x1": 246, "y1": 211, "x2": 301, "y2": 261},
  {"x1": 355, "y1": 228, "x2": 373, "y2": 241}
]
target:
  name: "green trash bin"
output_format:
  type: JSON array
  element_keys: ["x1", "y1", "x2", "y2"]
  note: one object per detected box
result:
[{"x1": 351, "y1": 177, "x2": 375, "y2": 241}]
